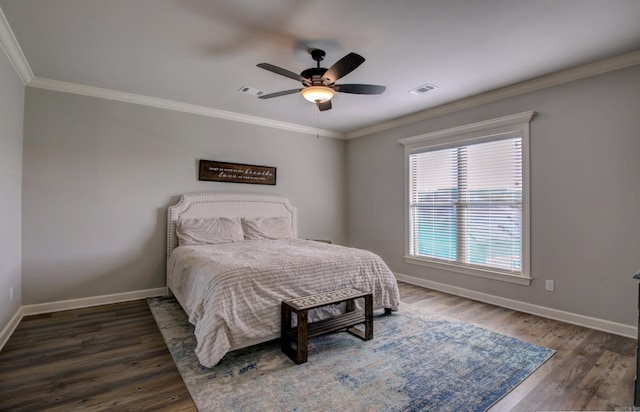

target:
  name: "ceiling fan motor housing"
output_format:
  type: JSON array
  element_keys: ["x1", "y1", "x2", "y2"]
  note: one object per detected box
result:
[
  {"x1": 300, "y1": 67, "x2": 328, "y2": 86},
  {"x1": 301, "y1": 49, "x2": 330, "y2": 86}
]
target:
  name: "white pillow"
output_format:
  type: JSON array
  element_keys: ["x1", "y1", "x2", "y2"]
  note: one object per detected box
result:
[
  {"x1": 175, "y1": 217, "x2": 244, "y2": 246},
  {"x1": 242, "y1": 216, "x2": 294, "y2": 240}
]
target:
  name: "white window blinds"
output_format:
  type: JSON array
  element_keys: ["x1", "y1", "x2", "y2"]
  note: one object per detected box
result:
[{"x1": 409, "y1": 137, "x2": 524, "y2": 274}]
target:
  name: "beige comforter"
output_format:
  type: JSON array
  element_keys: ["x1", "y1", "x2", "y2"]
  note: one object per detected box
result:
[{"x1": 167, "y1": 239, "x2": 400, "y2": 367}]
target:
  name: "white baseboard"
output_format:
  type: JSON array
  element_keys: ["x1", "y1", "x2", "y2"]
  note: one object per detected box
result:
[
  {"x1": 0, "y1": 287, "x2": 168, "y2": 351},
  {"x1": 395, "y1": 272, "x2": 637, "y2": 339},
  {"x1": 0, "y1": 307, "x2": 23, "y2": 352},
  {"x1": 21, "y1": 287, "x2": 168, "y2": 316}
]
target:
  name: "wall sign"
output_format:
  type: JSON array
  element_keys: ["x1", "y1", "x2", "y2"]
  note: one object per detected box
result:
[{"x1": 199, "y1": 160, "x2": 277, "y2": 185}]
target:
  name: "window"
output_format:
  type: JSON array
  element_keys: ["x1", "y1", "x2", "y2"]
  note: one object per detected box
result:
[{"x1": 400, "y1": 112, "x2": 534, "y2": 284}]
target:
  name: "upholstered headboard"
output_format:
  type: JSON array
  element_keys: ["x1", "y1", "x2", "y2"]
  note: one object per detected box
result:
[{"x1": 167, "y1": 192, "x2": 297, "y2": 258}]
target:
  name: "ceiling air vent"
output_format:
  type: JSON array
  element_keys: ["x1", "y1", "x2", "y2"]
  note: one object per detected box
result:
[
  {"x1": 238, "y1": 86, "x2": 266, "y2": 97},
  {"x1": 409, "y1": 83, "x2": 438, "y2": 96}
]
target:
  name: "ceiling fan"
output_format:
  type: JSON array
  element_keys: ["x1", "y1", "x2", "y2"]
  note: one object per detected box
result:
[{"x1": 256, "y1": 49, "x2": 386, "y2": 111}]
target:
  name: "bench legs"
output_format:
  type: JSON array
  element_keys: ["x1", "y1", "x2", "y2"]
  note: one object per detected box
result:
[
  {"x1": 281, "y1": 305, "x2": 309, "y2": 364},
  {"x1": 281, "y1": 296, "x2": 373, "y2": 364},
  {"x1": 345, "y1": 294, "x2": 373, "y2": 340},
  {"x1": 295, "y1": 310, "x2": 309, "y2": 364}
]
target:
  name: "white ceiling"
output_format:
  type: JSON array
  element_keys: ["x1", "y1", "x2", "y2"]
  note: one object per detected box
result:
[{"x1": 1, "y1": 0, "x2": 640, "y2": 136}]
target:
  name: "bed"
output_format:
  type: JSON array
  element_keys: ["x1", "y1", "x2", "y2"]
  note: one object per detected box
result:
[{"x1": 166, "y1": 192, "x2": 400, "y2": 367}]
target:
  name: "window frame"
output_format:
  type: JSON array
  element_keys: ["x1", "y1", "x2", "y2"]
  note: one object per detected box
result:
[{"x1": 399, "y1": 111, "x2": 535, "y2": 285}]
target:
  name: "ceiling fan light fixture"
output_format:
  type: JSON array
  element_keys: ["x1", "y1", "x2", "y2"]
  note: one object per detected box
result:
[{"x1": 301, "y1": 86, "x2": 334, "y2": 103}]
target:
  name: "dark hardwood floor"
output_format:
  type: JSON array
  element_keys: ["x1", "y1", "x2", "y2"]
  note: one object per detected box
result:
[
  {"x1": 0, "y1": 299, "x2": 196, "y2": 412},
  {"x1": 0, "y1": 281, "x2": 635, "y2": 411},
  {"x1": 399, "y1": 282, "x2": 636, "y2": 411}
]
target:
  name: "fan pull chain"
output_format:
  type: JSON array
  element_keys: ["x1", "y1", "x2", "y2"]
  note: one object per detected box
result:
[{"x1": 316, "y1": 104, "x2": 320, "y2": 139}]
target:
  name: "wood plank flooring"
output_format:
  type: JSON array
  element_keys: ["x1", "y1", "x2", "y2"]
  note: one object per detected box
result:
[
  {"x1": 399, "y1": 282, "x2": 636, "y2": 411},
  {"x1": 0, "y1": 281, "x2": 636, "y2": 411},
  {"x1": 0, "y1": 299, "x2": 196, "y2": 412}
]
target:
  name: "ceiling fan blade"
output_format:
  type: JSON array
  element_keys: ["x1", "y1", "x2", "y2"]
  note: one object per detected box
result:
[
  {"x1": 334, "y1": 84, "x2": 386, "y2": 95},
  {"x1": 257, "y1": 63, "x2": 306, "y2": 82},
  {"x1": 317, "y1": 100, "x2": 332, "y2": 111},
  {"x1": 258, "y1": 88, "x2": 302, "y2": 99},
  {"x1": 322, "y1": 52, "x2": 365, "y2": 83}
]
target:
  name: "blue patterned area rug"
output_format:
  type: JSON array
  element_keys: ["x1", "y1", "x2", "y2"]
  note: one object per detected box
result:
[{"x1": 148, "y1": 297, "x2": 554, "y2": 412}]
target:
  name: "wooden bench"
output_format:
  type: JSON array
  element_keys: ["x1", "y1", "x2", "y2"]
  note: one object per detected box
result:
[{"x1": 281, "y1": 288, "x2": 373, "y2": 364}]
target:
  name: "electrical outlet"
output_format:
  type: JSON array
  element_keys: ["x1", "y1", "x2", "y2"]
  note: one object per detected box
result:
[{"x1": 545, "y1": 280, "x2": 555, "y2": 292}]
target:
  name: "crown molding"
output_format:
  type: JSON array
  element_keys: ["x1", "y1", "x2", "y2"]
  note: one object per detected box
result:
[
  {"x1": 27, "y1": 77, "x2": 345, "y2": 139},
  {"x1": 5, "y1": 0, "x2": 637, "y2": 143},
  {"x1": 347, "y1": 50, "x2": 640, "y2": 139},
  {"x1": 0, "y1": 5, "x2": 33, "y2": 84},
  {"x1": 0, "y1": 3, "x2": 341, "y2": 139}
]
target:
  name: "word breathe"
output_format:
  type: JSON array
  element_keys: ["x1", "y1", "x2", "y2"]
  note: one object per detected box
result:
[{"x1": 208, "y1": 167, "x2": 273, "y2": 181}]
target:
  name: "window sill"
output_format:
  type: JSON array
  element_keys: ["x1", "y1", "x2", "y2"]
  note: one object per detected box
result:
[{"x1": 404, "y1": 256, "x2": 532, "y2": 286}]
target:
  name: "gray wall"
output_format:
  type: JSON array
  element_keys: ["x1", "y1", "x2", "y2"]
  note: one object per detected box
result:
[
  {"x1": 347, "y1": 65, "x2": 640, "y2": 326},
  {"x1": 0, "y1": 50, "x2": 24, "y2": 327},
  {"x1": 8, "y1": 60, "x2": 640, "y2": 331},
  {"x1": 22, "y1": 87, "x2": 347, "y2": 304}
]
